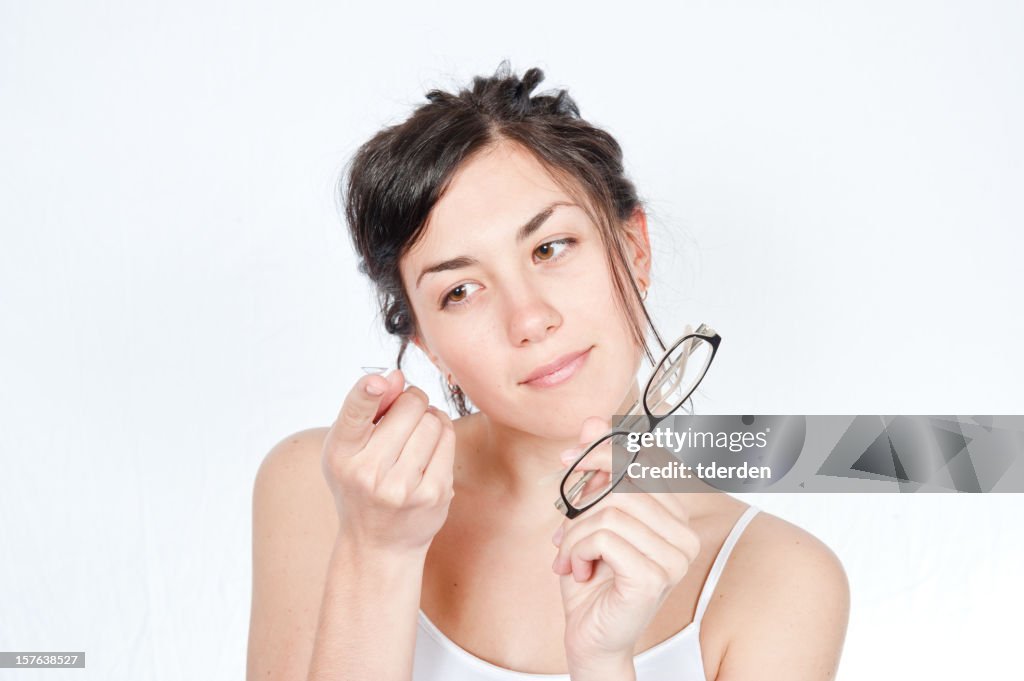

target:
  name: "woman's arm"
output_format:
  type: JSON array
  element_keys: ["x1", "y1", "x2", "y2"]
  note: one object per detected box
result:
[
  {"x1": 247, "y1": 428, "x2": 341, "y2": 680},
  {"x1": 246, "y1": 429, "x2": 434, "y2": 681},
  {"x1": 247, "y1": 370, "x2": 455, "y2": 681},
  {"x1": 712, "y1": 520, "x2": 851, "y2": 681},
  {"x1": 306, "y1": 532, "x2": 426, "y2": 681}
]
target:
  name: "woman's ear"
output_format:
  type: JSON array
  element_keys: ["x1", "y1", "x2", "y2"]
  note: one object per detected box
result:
[
  {"x1": 622, "y1": 206, "x2": 652, "y2": 285},
  {"x1": 411, "y1": 335, "x2": 445, "y2": 375}
]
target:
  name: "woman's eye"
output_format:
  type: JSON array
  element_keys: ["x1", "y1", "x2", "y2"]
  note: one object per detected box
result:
[
  {"x1": 534, "y1": 237, "x2": 577, "y2": 262},
  {"x1": 441, "y1": 282, "x2": 480, "y2": 309},
  {"x1": 439, "y1": 238, "x2": 578, "y2": 310}
]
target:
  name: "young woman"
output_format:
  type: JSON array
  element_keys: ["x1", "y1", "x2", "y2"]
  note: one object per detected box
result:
[{"x1": 247, "y1": 63, "x2": 850, "y2": 681}]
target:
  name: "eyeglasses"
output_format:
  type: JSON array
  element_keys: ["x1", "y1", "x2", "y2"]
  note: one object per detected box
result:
[{"x1": 553, "y1": 323, "x2": 722, "y2": 519}]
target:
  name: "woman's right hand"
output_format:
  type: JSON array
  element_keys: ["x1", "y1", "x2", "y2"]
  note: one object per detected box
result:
[{"x1": 321, "y1": 369, "x2": 456, "y2": 555}]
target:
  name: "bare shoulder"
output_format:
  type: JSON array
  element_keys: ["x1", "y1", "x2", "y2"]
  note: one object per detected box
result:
[
  {"x1": 710, "y1": 509, "x2": 851, "y2": 681},
  {"x1": 247, "y1": 427, "x2": 336, "y2": 681},
  {"x1": 252, "y1": 427, "x2": 338, "y2": 546},
  {"x1": 254, "y1": 427, "x2": 334, "y2": 505},
  {"x1": 727, "y1": 510, "x2": 849, "y2": 593}
]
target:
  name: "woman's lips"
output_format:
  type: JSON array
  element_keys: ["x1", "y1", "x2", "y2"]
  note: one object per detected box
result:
[{"x1": 521, "y1": 347, "x2": 593, "y2": 388}]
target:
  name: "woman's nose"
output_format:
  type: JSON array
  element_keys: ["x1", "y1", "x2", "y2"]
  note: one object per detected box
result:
[{"x1": 505, "y1": 287, "x2": 562, "y2": 345}]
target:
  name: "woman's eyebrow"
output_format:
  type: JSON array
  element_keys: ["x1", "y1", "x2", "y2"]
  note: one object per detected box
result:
[{"x1": 415, "y1": 201, "x2": 576, "y2": 289}]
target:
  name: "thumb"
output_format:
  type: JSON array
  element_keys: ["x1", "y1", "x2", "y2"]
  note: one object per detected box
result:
[
  {"x1": 578, "y1": 415, "x2": 612, "y2": 445},
  {"x1": 329, "y1": 369, "x2": 405, "y2": 451},
  {"x1": 559, "y1": 415, "x2": 614, "y2": 468}
]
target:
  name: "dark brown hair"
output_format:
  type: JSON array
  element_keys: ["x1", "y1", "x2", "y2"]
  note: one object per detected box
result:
[{"x1": 341, "y1": 60, "x2": 667, "y2": 416}]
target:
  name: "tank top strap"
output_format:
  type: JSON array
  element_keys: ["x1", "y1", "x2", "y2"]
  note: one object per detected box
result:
[{"x1": 692, "y1": 504, "x2": 760, "y2": 625}]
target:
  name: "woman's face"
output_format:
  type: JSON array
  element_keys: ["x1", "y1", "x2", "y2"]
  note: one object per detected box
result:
[{"x1": 401, "y1": 141, "x2": 651, "y2": 439}]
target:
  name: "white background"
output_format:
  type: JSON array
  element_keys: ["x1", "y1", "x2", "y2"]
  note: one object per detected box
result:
[{"x1": 2, "y1": 0, "x2": 1022, "y2": 679}]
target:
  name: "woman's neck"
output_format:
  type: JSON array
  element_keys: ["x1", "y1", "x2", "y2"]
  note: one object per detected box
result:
[{"x1": 453, "y1": 381, "x2": 643, "y2": 511}]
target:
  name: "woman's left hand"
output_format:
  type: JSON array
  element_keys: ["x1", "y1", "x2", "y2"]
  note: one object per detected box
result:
[{"x1": 551, "y1": 416, "x2": 702, "y2": 669}]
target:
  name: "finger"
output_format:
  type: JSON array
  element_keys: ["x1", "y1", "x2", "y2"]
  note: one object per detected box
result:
[
  {"x1": 558, "y1": 416, "x2": 612, "y2": 465},
  {"x1": 358, "y1": 386, "x2": 432, "y2": 462},
  {"x1": 578, "y1": 416, "x2": 611, "y2": 446},
  {"x1": 420, "y1": 412, "x2": 456, "y2": 492},
  {"x1": 371, "y1": 369, "x2": 408, "y2": 424},
  {"x1": 578, "y1": 469, "x2": 612, "y2": 502},
  {"x1": 562, "y1": 486, "x2": 686, "y2": 552},
  {"x1": 584, "y1": 502, "x2": 697, "y2": 574},
  {"x1": 559, "y1": 415, "x2": 619, "y2": 473},
  {"x1": 618, "y1": 448, "x2": 677, "y2": 495},
  {"x1": 563, "y1": 528, "x2": 669, "y2": 589},
  {"x1": 554, "y1": 505, "x2": 693, "y2": 583},
  {"x1": 326, "y1": 369, "x2": 405, "y2": 453},
  {"x1": 386, "y1": 406, "x2": 447, "y2": 480},
  {"x1": 612, "y1": 473, "x2": 694, "y2": 524},
  {"x1": 561, "y1": 439, "x2": 613, "y2": 473}
]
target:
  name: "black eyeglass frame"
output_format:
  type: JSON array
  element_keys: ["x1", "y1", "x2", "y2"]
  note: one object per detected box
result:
[{"x1": 554, "y1": 324, "x2": 722, "y2": 519}]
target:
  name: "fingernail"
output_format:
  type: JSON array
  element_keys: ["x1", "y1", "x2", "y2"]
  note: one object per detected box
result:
[
  {"x1": 574, "y1": 563, "x2": 589, "y2": 582},
  {"x1": 382, "y1": 368, "x2": 409, "y2": 388},
  {"x1": 365, "y1": 379, "x2": 385, "y2": 396},
  {"x1": 551, "y1": 526, "x2": 564, "y2": 546},
  {"x1": 559, "y1": 448, "x2": 578, "y2": 464}
]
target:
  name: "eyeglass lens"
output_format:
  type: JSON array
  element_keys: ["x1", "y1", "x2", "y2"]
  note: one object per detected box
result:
[
  {"x1": 560, "y1": 334, "x2": 714, "y2": 514},
  {"x1": 645, "y1": 334, "x2": 713, "y2": 417}
]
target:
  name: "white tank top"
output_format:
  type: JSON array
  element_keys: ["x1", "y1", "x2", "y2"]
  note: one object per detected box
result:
[{"x1": 412, "y1": 505, "x2": 760, "y2": 681}]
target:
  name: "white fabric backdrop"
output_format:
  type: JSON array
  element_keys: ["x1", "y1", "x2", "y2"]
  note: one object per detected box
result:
[{"x1": 1, "y1": 0, "x2": 1022, "y2": 678}]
